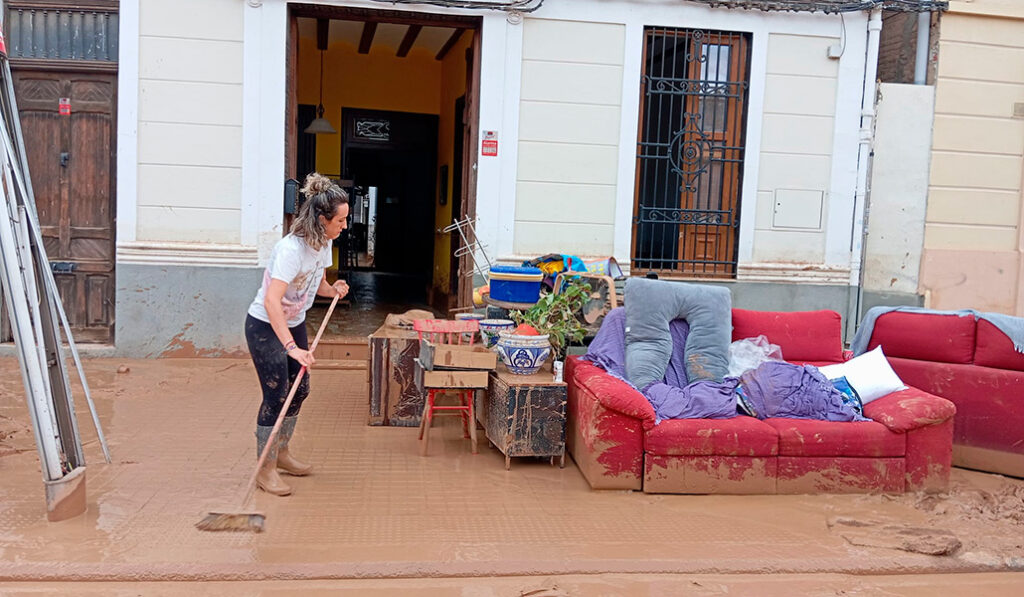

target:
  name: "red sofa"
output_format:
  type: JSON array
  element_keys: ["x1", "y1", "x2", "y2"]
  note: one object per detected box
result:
[
  {"x1": 566, "y1": 309, "x2": 956, "y2": 494},
  {"x1": 863, "y1": 310, "x2": 1024, "y2": 478}
]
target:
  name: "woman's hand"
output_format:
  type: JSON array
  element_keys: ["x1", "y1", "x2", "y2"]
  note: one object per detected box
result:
[
  {"x1": 288, "y1": 347, "x2": 316, "y2": 368},
  {"x1": 332, "y1": 280, "x2": 349, "y2": 299}
]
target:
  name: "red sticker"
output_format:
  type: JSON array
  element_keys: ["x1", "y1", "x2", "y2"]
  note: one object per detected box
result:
[
  {"x1": 58, "y1": 98, "x2": 71, "y2": 116},
  {"x1": 481, "y1": 131, "x2": 498, "y2": 157}
]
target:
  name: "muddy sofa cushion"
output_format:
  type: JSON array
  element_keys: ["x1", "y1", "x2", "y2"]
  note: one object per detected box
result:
[
  {"x1": 763, "y1": 418, "x2": 905, "y2": 458},
  {"x1": 861, "y1": 381, "x2": 956, "y2": 434},
  {"x1": 885, "y1": 357, "x2": 1021, "y2": 453},
  {"x1": 974, "y1": 319, "x2": 1024, "y2": 371},
  {"x1": 731, "y1": 309, "x2": 843, "y2": 363},
  {"x1": 644, "y1": 417, "x2": 778, "y2": 457},
  {"x1": 868, "y1": 311, "x2": 976, "y2": 365}
]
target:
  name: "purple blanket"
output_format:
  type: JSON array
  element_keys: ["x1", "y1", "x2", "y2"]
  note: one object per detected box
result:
[
  {"x1": 739, "y1": 362, "x2": 868, "y2": 422},
  {"x1": 586, "y1": 308, "x2": 867, "y2": 423},
  {"x1": 585, "y1": 309, "x2": 737, "y2": 422}
]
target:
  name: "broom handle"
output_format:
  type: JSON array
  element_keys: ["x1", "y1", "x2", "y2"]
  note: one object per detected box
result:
[{"x1": 241, "y1": 294, "x2": 340, "y2": 505}]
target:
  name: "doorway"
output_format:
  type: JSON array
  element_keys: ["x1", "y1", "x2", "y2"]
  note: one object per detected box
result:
[
  {"x1": 287, "y1": 5, "x2": 481, "y2": 333},
  {"x1": 632, "y1": 27, "x2": 750, "y2": 278}
]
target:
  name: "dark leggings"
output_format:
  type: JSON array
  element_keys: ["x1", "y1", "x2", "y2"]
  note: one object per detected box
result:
[{"x1": 245, "y1": 314, "x2": 310, "y2": 426}]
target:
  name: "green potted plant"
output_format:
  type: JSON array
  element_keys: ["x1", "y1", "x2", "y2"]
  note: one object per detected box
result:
[{"x1": 509, "y1": 278, "x2": 592, "y2": 362}]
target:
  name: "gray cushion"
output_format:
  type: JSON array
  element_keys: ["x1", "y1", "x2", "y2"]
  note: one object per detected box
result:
[{"x1": 624, "y1": 278, "x2": 732, "y2": 388}]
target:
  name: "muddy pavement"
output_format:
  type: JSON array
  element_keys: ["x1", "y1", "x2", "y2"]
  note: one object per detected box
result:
[{"x1": 0, "y1": 357, "x2": 1022, "y2": 586}]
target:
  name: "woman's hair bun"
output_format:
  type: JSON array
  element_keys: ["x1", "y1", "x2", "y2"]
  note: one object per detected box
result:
[{"x1": 300, "y1": 172, "x2": 334, "y2": 199}]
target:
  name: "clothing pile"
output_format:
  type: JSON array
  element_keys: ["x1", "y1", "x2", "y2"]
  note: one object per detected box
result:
[{"x1": 585, "y1": 306, "x2": 866, "y2": 424}]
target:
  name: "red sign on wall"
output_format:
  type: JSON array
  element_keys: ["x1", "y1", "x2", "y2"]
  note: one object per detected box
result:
[
  {"x1": 481, "y1": 131, "x2": 498, "y2": 157},
  {"x1": 58, "y1": 98, "x2": 71, "y2": 116}
]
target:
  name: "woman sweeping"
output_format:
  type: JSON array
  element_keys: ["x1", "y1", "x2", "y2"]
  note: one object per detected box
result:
[{"x1": 244, "y1": 173, "x2": 349, "y2": 496}]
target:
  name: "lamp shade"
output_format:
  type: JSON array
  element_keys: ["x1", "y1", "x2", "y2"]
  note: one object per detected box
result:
[{"x1": 304, "y1": 115, "x2": 337, "y2": 135}]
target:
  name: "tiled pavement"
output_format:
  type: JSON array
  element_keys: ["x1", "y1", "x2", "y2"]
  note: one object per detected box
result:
[{"x1": 0, "y1": 358, "x2": 1022, "y2": 586}]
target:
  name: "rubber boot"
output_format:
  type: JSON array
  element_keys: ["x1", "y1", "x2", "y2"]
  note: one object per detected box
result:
[
  {"x1": 277, "y1": 416, "x2": 313, "y2": 476},
  {"x1": 255, "y1": 425, "x2": 292, "y2": 496}
]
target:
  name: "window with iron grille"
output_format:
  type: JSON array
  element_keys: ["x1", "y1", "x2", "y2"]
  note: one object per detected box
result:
[{"x1": 632, "y1": 27, "x2": 750, "y2": 278}]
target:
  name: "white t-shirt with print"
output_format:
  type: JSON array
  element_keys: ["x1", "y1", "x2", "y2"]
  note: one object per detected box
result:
[{"x1": 248, "y1": 234, "x2": 333, "y2": 327}]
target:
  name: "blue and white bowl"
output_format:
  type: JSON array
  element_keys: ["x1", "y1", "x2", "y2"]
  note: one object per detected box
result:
[
  {"x1": 478, "y1": 318, "x2": 515, "y2": 348},
  {"x1": 495, "y1": 332, "x2": 551, "y2": 375}
]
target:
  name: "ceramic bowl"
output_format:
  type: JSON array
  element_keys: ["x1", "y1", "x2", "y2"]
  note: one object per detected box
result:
[
  {"x1": 478, "y1": 318, "x2": 515, "y2": 348},
  {"x1": 495, "y1": 332, "x2": 551, "y2": 375}
]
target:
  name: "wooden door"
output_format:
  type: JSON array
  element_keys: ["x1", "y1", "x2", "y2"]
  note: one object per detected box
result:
[
  {"x1": 12, "y1": 70, "x2": 117, "y2": 343},
  {"x1": 679, "y1": 35, "x2": 748, "y2": 275},
  {"x1": 449, "y1": 95, "x2": 466, "y2": 309},
  {"x1": 457, "y1": 33, "x2": 481, "y2": 308}
]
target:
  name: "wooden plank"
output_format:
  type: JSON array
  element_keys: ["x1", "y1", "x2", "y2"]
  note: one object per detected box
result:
[
  {"x1": 316, "y1": 359, "x2": 366, "y2": 370},
  {"x1": 424, "y1": 369, "x2": 489, "y2": 389},
  {"x1": 315, "y1": 341, "x2": 369, "y2": 361},
  {"x1": 290, "y1": 3, "x2": 479, "y2": 28},
  {"x1": 419, "y1": 341, "x2": 497, "y2": 371},
  {"x1": 358, "y1": 22, "x2": 377, "y2": 55},
  {"x1": 397, "y1": 25, "x2": 422, "y2": 58},
  {"x1": 435, "y1": 29, "x2": 464, "y2": 61}
]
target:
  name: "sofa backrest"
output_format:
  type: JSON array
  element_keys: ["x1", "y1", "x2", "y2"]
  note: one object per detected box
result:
[
  {"x1": 868, "y1": 312, "x2": 975, "y2": 365},
  {"x1": 731, "y1": 309, "x2": 844, "y2": 363},
  {"x1": 975, "y1": 319, "x2": 1024, "y2": 371}
]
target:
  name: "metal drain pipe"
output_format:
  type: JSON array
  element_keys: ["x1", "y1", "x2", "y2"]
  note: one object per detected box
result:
[{"x1": 914, "y1": 12, "x2": 930, "y2": 85}]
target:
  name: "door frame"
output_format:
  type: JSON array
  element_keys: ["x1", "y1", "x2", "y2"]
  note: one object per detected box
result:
[
  {"x1": 6, "y1": 20, "x2": 119, "y2": 343},
  {"x1": 284, "y1": 4, "x2": 482, "y2": 309}
]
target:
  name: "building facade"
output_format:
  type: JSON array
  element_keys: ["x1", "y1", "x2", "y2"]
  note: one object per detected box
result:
[{"x1": 7, "y1": 0, "x2": 952, "y2": 355}]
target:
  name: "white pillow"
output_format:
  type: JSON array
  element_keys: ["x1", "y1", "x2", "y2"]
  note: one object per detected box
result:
[{"x1": 818, "y1": 346, "x2": 906, "y2": 404}]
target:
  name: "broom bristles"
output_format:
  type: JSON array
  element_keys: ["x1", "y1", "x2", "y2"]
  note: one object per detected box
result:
[{"x1": 195, "y1": 511, "x2": 265, "y2": 532}]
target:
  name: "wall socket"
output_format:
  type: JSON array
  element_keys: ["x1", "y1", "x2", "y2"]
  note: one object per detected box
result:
[{"x1": 827, "y1": 44, "x2": 843, "y2": 59}]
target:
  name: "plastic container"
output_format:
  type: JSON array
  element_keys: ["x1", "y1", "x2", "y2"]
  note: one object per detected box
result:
[{"x1": 489, "y1": 265, "x2": 543, "y2": 304}]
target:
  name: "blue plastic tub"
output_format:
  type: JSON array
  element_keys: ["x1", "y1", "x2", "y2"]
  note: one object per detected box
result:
[{"x1": 489, "y1": 265, "x2": 543, "y2": 304}]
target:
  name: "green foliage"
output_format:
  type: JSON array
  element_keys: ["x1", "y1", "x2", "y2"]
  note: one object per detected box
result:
[{"x1": 510, "y1": 279, "x2": 591, "y2": 360}]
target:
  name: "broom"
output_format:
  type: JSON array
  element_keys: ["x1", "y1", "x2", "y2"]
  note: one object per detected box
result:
[{"x1": 196, "y1": 293, "x2": 341, "y2": 532}]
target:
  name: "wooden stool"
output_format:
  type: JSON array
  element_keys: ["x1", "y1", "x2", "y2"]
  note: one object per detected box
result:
[{"x1": 414, "y1": 319, "x2": 482, "y2": 456}]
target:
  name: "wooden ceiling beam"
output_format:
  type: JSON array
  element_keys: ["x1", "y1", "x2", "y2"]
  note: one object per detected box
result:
[
  {"x1": 358, "y1": 22, "x2": 377, "y2": 55},
  {"x1": 315, "y1": 18, "x2": 329, "y2": 51},
  {"x1": 396, "y1": 25, "x2": 422, "y2": 58},
  {"x1": 292, "y1": 4, "x2": 479, "y2": 28},
  {"x1": 435, "y1": 29, "x2": 465, "y2": 61}
]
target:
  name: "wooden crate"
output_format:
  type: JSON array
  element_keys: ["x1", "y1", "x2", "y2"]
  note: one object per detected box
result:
[
  {"x1": 368, "y1": 324, "x2": 422, "y2": 427},
  {"x1": 480, "y1": 362, "x2": 567, "y2": 469},
  {"x1": 316, "y1": 338, "x2": 370, "y2": 361},
  {"x1": 418, "y1": 341, "x2": 497, "y2": 371}
]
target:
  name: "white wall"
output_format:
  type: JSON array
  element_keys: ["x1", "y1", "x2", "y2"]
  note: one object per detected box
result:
[
  {"x1": 863, "y1": 83, "x2": 933, "y2": 295},
  {"x1": 498, "y1": 1, "x2": 863, "y2": 284},
  {"x1": 227, "y1": 0, "x2": 863, "y2": 280},
  {"x1": 750, "y1": 33, "x2": 839, "y2": 265},
  {"x1": 128, "y1": 0, "x2": 245, "y2": 248},
  {"x1": 513, "y1": 18, "x2": 624, "y2": 257}
]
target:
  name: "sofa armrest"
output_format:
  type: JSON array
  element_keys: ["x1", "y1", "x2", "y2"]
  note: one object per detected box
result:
[
  {"x1": 566, "y1": 356, "x2": 647, "y2": 490},
  {"x1": 566, "y1": 356, "x2": 656, "y2": 429},
  {"x1": 863, "y1": 386, "x2": 956, "y2": 433}
]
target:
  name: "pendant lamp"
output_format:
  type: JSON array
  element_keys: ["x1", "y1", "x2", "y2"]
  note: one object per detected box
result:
[{"x1": 305, "y1": 19, "x2": 336, "y2": 135}]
